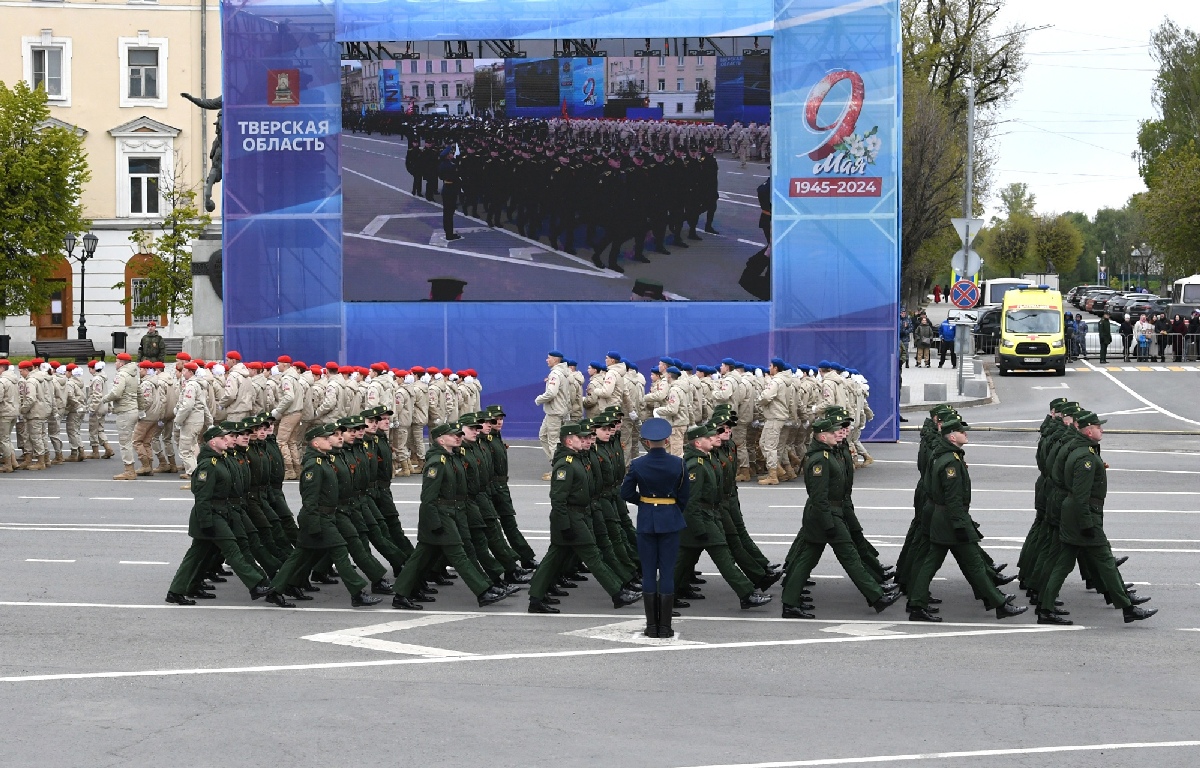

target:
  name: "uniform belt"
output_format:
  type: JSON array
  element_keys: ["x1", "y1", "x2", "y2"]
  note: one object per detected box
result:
[{"x1": 640, "y1": 497, "x2": 677, "y2": 505}]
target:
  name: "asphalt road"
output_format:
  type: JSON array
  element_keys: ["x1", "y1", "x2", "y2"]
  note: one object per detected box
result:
[
  {"x1": 2, "y1": 362, "x2": 1198, "y2": 767},
  {"x1": 341, "y1": 133, "x2": 770, "y2": 302}
]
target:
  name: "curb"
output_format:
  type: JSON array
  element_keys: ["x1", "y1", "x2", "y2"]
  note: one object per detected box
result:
[{"x1": 900, "y1": 359, "x2": 998, "y2": 413}]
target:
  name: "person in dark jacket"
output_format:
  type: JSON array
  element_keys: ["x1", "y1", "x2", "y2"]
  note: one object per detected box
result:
[
  {"x1": 1119, "y1": 314, "x2": 1135, "y2": 362},
  {"x1": 1170, "y1": 314, "x2": 1187, "y2": 362},
  {"x1": 757, "y1": 177, "x2": 771, "y2": 243},
  {"x1": 620, "y1": 417, "x2": 689, "y2": 638},
  {"x1": 1098, "y1": 312, "x2": 1113, "y2": 363},
  {"x1": 437, "y1": 147, "x2": 463, "y2": 241}
]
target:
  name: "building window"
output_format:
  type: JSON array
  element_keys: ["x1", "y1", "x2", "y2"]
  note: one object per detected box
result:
[
  {"x1": 696, "y1": 56, "x2": 705, "y2": 66},
  {"x1": 118, "y1": 35, "x2": 168, "y2": 108},
  {"x1": 676, "y1": 78, "x2": 684, "y2": 92},
  {"x1": 455, "y1": 82, "x2": 464, "y2": 98},
  {"x1": 441, "y1": 83, "x2": 449, "y2": 98},
  {"x1": 411, "y1": 84, "x2": 420, "y2": 99},
  {"x1": 677, "y1": 56, "x2": 685, "y2": 67},
  {"x1": 656, "y1": 79, "x2": 665, "y2": 92},
  {"x1": 439, "y1": 60, "x2": 447, "y2": 73},
  {"x1": 675, "y1": 103, "x2": 683, "y2": 113},
  {"x1": 128, "y1": 50, "x2": 159, "y2": 99},
  {"x1": 639, "y1": 80, "x2": 645, "y2": 91},
  {"x1": 124, "y1": 254, "x2": 168, "y2": 326},
  {"x1": 657, "y1": 55, "x2": 664, "y2": 67},
  {"x1": 426, "y1": 83, "x2": 435, "y2": 98},
  {"x1": 32, "y1": 48, "x2": 63, "y2": 96},
  {"x1": 128, "y1": 157, "x2": 161, "y2": 215},
  {"x1": 425, "y1": 60, "x2": 433, "y2": 73},
  {"x1": 656, "y1": 102, "x2": 664, "y2": 111},
  {"x1": 696, "y1": 78, "x2": 704, "y2": 91},
  {"x1": 22, "y1": 34, "x2": 72, "y2": 106},
  {"x1": 408, "y1": 61, "x2": 415, "y2": 73},
  {"x1": 455, "y1": 60, "x2": 462, "y2": 73}
]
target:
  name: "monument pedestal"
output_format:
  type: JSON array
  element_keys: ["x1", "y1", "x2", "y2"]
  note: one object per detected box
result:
[{"x1": 186, "y1": 230, "x2": 224, "y2": 359}]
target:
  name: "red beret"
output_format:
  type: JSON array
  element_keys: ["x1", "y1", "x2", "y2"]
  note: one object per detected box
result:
[
  {"x1": 277, "y1": 355, "x2": 292, "y2": 364},
  {"x1": 456, "y1": 370, "x2": 466, "y2": 377},
  {"x1": 396, "y1": 369, "x2": 409, "y2": 376},
  {"x1": 226, "y1": 351, "x2": 242, "y2": 361},
  {"x1": 49, "y1": 360, "x2": 60, "y2": 368},
  {"x1": 205, "y1": 361, "x2": 217, "y2": 369},
  {"x1": 154, "y1": 361, "x2": 165, "y2": 369},
  {"x1": 0, "y1": 359, "x2": 10, "y2": 367},
  {"x1": 176, "y1": 352, "x2": 192, "y2": 361},
  {"x1": 355, "y1": 366, "x2": 368, "y2": 375},
  {"x1": 19, "y1": 361, "x2": 33, "y2": 369},
  {"x1": 326, "y1": 362, "x2": 339, "y2": 372},
  {"x1": 247, "y1": 361, "x2": 263, "y2": 370},
  {"x1": 294, "y1": 362, "x2": 308, "y2": 371},
  {"x1": 31, "y1": 358, "x2": 44, "y2": 365},
  {"x1": 428, "y1": 365, "x2": 441, "y2": 374},
  {"x1": 467, "y1": 369, "x2": 477, "y2": 377},
  {"x1": 117, "y1": 353, "x2": 132, "y2": 361},
  {"x1": 66, "y1": 363, "x2": 77, "y2": 371},
  {"x1": 440, "y1": 368, "x2": 452, "y2": 376},
  {"x1": 138, "y1": 361, "x2": 153, "y2": 369},
  {"x1": 371, "y1": 362, "x2": 388, "y2": 372},
  {"x1": 311, "y1": 366, "x2": 322, "y2": 375},
  {"x1": 185, "y1": 362, "x2": 199, "y2": 371},
  {"x1": 193, "y1": 359, "x2": 206, "y2": 367},
  {"x1": 410, "y1": 366, "x2": 425, "y2": 374},
  {"x1": 87, "y1": 360, "x2": 98, "y2": 368}
]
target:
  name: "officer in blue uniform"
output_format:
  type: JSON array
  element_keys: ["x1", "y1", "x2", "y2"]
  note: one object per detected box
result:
[{"x1": 620, "y1": 417, "x2": 689, "y2": 638}]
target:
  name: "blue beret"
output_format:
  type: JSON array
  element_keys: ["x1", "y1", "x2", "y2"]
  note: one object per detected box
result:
[
  {"x1": 721, "y1": 358, "x2": 737, "y2": 366},
  {"x1": 681, "y1": 362, "x2": 693, "y2": 372},
  {"x1": 818, "y1": 360, "x2": 833, "y2": 369},
  {"x1": 606, "y1": 351, "x2": 622, "y2": 361},
  {"x1": 831, "y1": 363, "x2": 845, "y2": 372},
  {"x1": 640, "y1": 417, "x2": 672, "y2": 441},
  {"x1": 770, "y1": 357, "x2": 786, "y2": 368},
  {"x1": 566, "y1": 359, "x2": 577, "y2": 367},
  {"x1": 628, "y1": 362, "x2": 639, "y2": 372},
  {"x1": 589, "y1": 360, "x2": 606, "y2": 371},
  {"x1": 549, "y1": 350, "x2": 564, "y2": 359},
  {"x1": 848, "y1": 368, "x2": 859, "y2": 375},
  {"x1": 666, "y1": 366, "x2": 681, "y2": 376},
  {"x1": 734, "y1": 361, "x2": 747, "y2": 370},
  {"x1": 659, "y1": 357, "x2": 674, "y2": 365}
]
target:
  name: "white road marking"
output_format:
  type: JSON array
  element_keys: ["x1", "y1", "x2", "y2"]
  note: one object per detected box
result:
[
  {"x1": 88, "y1": 497, "x2": 135, "y2": 501},
  {"x1": 562, "y1": 618, "x2": 703, "y2": 646},
  {"x1": 25, "y1": 559, "x2": 75, "y2": 563},
  {"x1": 0, "y1": 625, "x2": 1079, "y2": 683},
  {"x1": 820, "y1": 623, "x2": 902, "y2": 638},
  {"x1": 302, "y1": 615, "x2": 478, "y2": 657},
  {"x1": 676, "y1": 740, "x2": 1200, "y2": 767},
  {"x1": 158, "y1": 498, "x2": 192, "y2": 502},
  {"x1": 118, "y1": 561, "x2": 169, "y2": 565},
  {"x1": 347, "y1": 231, "x2": 620, "y2": 278},
  {"x1": 737, "y1": 239, "x2": 767, "y2": 247},
  {"x1": 1081, "y1": 359, "x2": 1200, "y2": 426},
  {"x1": 17, "y1": 496, "x2": 60, "y2": 500}
]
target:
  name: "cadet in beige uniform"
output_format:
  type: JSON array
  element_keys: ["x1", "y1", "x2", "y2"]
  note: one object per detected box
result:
[
  {"x1": 104, "y1": 353, "x2": 141, "y2": 479},
  {"x1": 0, "y1": 359, "x2": 18, "y2": 472},
  {"x1": 534, "y1": 351, "x2": 571, "y2": 478},
  {"x1": 653, "y1": 366, "x2": 690, "y2": 457},
  {"x1": 220, "y1": 352, "x2": 256, "y2": 423},
  {"x1": 175, "y1": 361, "x2": 211, "y2": 480},
  {"x1": 272, "y1": 355, "x2": 306, "y2": 479},
  {"x1": 756, "y1": 359, "x2": 790, "y2": 486},
  {"x1": 63, "y1": 365, "x2": 86, "y2": 461},
  {"x1": 85, "y1": 360, "x2": 114, "y2": 459}
]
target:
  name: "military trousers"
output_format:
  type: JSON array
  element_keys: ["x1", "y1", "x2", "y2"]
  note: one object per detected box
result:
[
  {"x1": 395, "y1": 541, "x2": 492, "y2": 598},
  {"x1": 391, "y1": 426, "x2": 411, "y2": 468},
  {"x1": 1039, "y1": 542, "x2": 1131, "y2": 612},
  {"x1": 177, "y1": 416, "x2": 205, "y2": 475},
  {"x1": 674, "y1": 542, "x2": 756, "y2": 601},
  {"x1": 155, "y1": 417, "x2": 176, "y2": 460},
  {"x1": 25, "y1": 417, "x2": 48, "y2": 457},
  {"x1": 907, "y1": 542, "x2": 1005, "y2": 610},
  {"x1": 759, "y1": 419, "x2": 784, "y2": 470},
  {"x1": 489, "y1": 486, "x2": 537, "y2": 563},
  {"x1": 332, "y1": 513, "x2": 388, "y2": 583},
  {"x1": 273, "y1": 544, "x2": 367, "y2": 596},
  {"x1": 65, "y1": 411, "x2": 83, "y2": 450},
  {"x1": 638, "y1": 531, "x2": 681, "y2": 593},
  {"x1": 538, "y1": 414, "x2": 563, "y2": 464},
  {"x1": 0, "y1": 416, "x2": 14, "y2": 461},
  {"x1": 668, "y1": 426, "x2": 685, "y2": 457},
  {"x1": 88, "y1": 411, "x2": 107, "y2": 449},
  {"x1": 406, "y1": 426, "x2": 426, "y2": 465},
  {"x1": 111, "y1": 410, "x2": 137, "y2": 465},
  {"x1": 275, "y1": 413, "x2": 303, "y2": 474},
  {"x1": 731, "y1": 423, "x2": 751, "y2": 468},
  {"x1": 169, "y1": 537, "x2": 268, "y2": 594},
  {"x1": 529, "y1": 541, "x2": 626, "y2": 600},
  {"x1": 45, "y1": 414, "x2": 63, "y2": 453},
  {"x1": 782, "y1": 536, "x2": 884, "y2": 607}
]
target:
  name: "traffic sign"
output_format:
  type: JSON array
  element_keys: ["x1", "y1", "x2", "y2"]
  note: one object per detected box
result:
[
  {"x1": 950, "y1": 217, "x2": 985, "y2": 248},
  {"x1": 1098, "y1": 267, "x2": 1107, "y2": 281},
  {"x1": 950, "y1": 247, "x2": 981, "y2": 276},
  {"x1": 950, "y1": 280, "x2": 979, "y2": 309}
]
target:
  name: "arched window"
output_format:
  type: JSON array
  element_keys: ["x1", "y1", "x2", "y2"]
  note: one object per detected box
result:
[{"x1": 124, "y1": 253, "x2": 167, "y2": 326}]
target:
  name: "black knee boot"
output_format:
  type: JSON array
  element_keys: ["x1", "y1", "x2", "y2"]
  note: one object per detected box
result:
[
  {"x1": 657, "y1": 594, "x2": 674, "y2": 638},
  {"x1": 643, "y1": 592, "x2": 659, "y2": 637}
]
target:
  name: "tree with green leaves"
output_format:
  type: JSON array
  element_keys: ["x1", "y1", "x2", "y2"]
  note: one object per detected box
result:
[
  {"x1": 117, "y1": 173, "x2": 212, "y2": 332},
  {"x1": 982, "y1": 214, "x2": 1034, "y2": 277},
  {"x1": 1136, "y1": 20, "x2": 1200, "y2": 186},
  {"x1": 615, "y1": 79, "x2": 645, "y2": 101},
  {"x1": 0, "y1": 81, "x2": 91, "y2": 336},
  {"x1": 695, "y1": 79, "x2": 714, "y2": 113},
  {"x1": 1033, "y1": 214, "x2": 1084, "y2": 276},
  {"x1": 1141, "y1": 143, "x2": 1200, "y2": 279},
  {"x1": 997, "y1": 182, "x2": 1036, "y2": 220}
]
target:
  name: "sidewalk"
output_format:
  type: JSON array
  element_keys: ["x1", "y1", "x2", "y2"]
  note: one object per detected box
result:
[{"x1": 899, "y1": 354, "x2": 993, "y2": 408}]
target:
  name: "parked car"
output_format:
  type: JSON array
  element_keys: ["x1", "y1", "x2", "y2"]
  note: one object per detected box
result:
[
  {"x1": 1126, "y1": 297, "x2": 1170, "y2": 317},
  {"x1": 1081, "y1": 317, "x2": 1121, "y2": 356},
  {"x1": 1085, "y1": 290, "x2": 1118, "y2": 313},
  {"x1": 1088, "y1": 290, "x2": 1121, "y2": 314},
  {"x1": 1107, "y1": 293, "x2": 1147, "y2": 318},
  {"x1": 972, "y1": 306, "x2": 1002, "y2": 353},
  {"x1": 1068, "y1": 284, "x2": 1109, "y2": 307}
]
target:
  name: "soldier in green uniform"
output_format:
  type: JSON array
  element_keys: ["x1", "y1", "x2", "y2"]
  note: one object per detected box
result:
[
  {"x1": 906, "y1": 418, "x2": 1028, "y2": 622},
  {"x1": 165, "y1": 423, "x2": 273, "y2": 605},
  {"x1": 267, "y1": 422, "x2": 381, "y2": 607},
  {"x1": 527, "y1": 421, "x2": 642, "y2": 613},
  {"x1": 363, "y1": 406, "x2": 415, "y2": 561},
  {"x1": 830, "y1": 405, "x2": 895, "y2": 586},
  {"x1": 391, "y1": 422, "x2": 509, "y2": 610},
  {"x1": 343, "y1": 412, "x2": 409, "y2": 579},
  {"x1": 590, "y1": 414, "x2": 640, "y2": 584},
  {"x1": 330, "y1": 415, "x2": 395, "y2": 594},
  {"x1": 780, "y1": 414, "x2": 897, "y2": 618},
  {"x1": 137, "y1": 321, "x2": 166, "y2": 363},
  {"x1": 1036, "y1": 410, "x2": 1156, "y2": 624},
  {"x1": 673, "y1": 424, "x2": 772, "y2": 610},
  {"x1": 261, "y1": 413, "x2": 299, "y2": 545},
  {"x1": 247, "y1": 417, "x2": 293, "y2": 560},
  {"x1": 1027, "y1": 402, "x2": 1085, "y2": 605},
  {"x1": 1017, "y1": 399, "x2": 1068, "y2": 591},
  {"x1": 896, "y1": 404, "x2": 957, "y2": 596},
  {"x1": 482, "y1": 405, "x2": 539, "y2": 569},
  {"x1": 460, "y1": 411, "x2": 531, "y2": 586}
]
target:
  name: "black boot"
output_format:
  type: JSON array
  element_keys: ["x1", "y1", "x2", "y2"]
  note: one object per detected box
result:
[
  {"x1": 643, "y1": 592, "x2": 659, "y2": 637},
  {"x1": 657, "y1": 594, "x2": 675, "y2": 638}
]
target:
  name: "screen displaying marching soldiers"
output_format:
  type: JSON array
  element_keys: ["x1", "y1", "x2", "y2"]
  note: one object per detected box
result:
[{"x1": 340, "y1": 39, "x2": 773, "y2": 302}]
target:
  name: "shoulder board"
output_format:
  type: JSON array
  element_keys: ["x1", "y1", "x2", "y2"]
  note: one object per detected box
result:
[
  {"x1": 316, "y1": 457, "x2": 322, "y2": 465},
  {"x1": 823, "y1": 451, "x2": 829, "y2": 458},
  {"x1": 697, "y1": 457, "x2": 704, "y2": 464},
  {"x1": 440, "y1": 455, "x2": 447, "y2": 463},
  {"x1": 1089, "y1": 447, "x2": 1096, "y2": 454},
  {"x1": 565, "y1": 455, "x2": 573, "y2": 463},
  {"x1": 211, "y1": 457, "x2": 217, "y2": 465},
  {"x1": 330, "y1": 455, "x2": 336, "y2": 463}
]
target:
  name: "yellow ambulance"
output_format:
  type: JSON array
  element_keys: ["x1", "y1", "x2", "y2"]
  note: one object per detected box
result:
[{"x1": 996, "y1": 285, "x2": 1067, "y2": 376}]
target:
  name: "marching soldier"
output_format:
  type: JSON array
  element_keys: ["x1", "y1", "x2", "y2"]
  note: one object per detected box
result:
[
  {"x1": 534, "y1": 350, "x2": 571, "y2": 479},
  {"x1": 85, "y1": 360, "x2": 113, "y2": 460},
  {"x1": 0, "y1": 359, "x2": 17, "y2": 472},
  {"x1": 102, "y1": 353, "x2": 140, "y2": 479}
]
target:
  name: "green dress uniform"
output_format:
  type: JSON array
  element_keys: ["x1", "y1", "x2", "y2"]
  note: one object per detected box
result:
[
  {"x1": 527, "y1": 442, "x2": 631, "y2": 604},
  {"x1": 672, "y1": 442, "x2": 762, "y2": 604},
  {"x1": 392, "y1": 444, "x2": 495, "y2": 600},
  {"x1": 1037, "y1": 439, "x2": 1132, "y2": 612},
  {"x1": 836, "y1": 439, "x2": 889, "y2": 583},
  {"x1": 592, "y1": 431, "x2": 638, "y2": 581},
  {"x1": 264, "y1": 433, "x2": 299, "y2": 544},
  {"x1": 462, "y1": 432, "x2": 520, "y2": 579},
  {"x1": 781, "y1": 440, "x2": 884, "y2": 609},
  {"x1": 227, "y1": 443, "x2": 282, "y2": 576},
  {"x1": 712, "y1": 435, "x2": 773, "y2": 582},
  {"x1": 168, "y1": 444, "x2": 269, "y2": 598},
  {"x1": 271, "y1": 445, "x2": 369, "y2": 597},
  {"x1": 349, "y1": 434, "x2": 407, "y2": 575},
  {"x1": 328, "y1": 441, "x2": 389, "y2": 584},
  {"x1": 1017, "y1": 413, "x2": 1058, "y2": 586},
  {"x1": 366, "y1": 429, "x2": 414, "y2": 559},
  {"x1": 905, "y1": 434, "x2": 1008, "y2": 612},
  {"x1": 484, "y1": 425, "x2": 539, "y2": 566}
]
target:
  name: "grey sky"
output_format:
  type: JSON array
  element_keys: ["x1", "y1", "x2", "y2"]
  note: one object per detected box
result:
[{"x1": 986, "y1": 1, "x2": 1195, "y2": 220}]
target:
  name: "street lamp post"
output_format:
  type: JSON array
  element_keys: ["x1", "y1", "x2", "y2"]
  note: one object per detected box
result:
[
  {"x1": 1098, "y1": 249, "x2": 1105, "y2": 284},
  {"x1": 64, "y1": 232, "x2": 99, "y2": 340}
]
